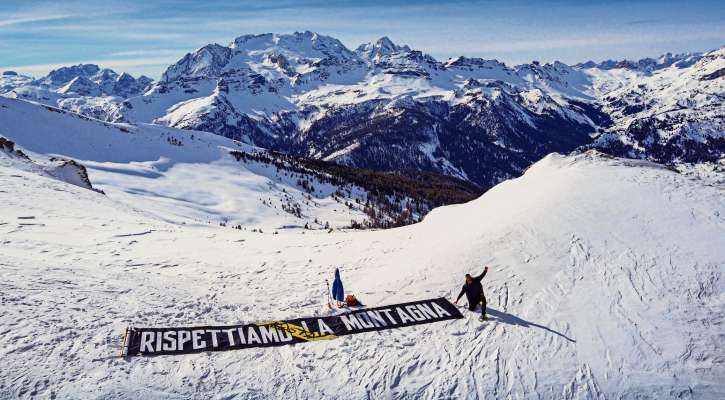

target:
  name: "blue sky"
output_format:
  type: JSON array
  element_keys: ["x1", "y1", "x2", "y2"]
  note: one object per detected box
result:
[{"x1": 1, "y1": 0, "x2": 723, "y2": 78}]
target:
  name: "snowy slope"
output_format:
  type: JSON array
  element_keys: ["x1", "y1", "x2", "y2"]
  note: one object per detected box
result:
[
  {"x1": 0, "y1": 96, "x2": 479, "y2": 230},
  {"x1": 1, "y1": 150, "x2": 723, "y2": 399},
  {"x1": 0, "y1": 96, "x2": 381, "y2": 230}
]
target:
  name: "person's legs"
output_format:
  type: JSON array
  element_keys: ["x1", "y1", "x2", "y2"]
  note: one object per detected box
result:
[{"x1": 481, "y1": 294, "x2": 487, "y2": 318}]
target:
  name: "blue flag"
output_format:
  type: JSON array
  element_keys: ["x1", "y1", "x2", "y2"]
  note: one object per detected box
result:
[{"x1": 331, "y1": 268, "x2": 344, "y2": 302}]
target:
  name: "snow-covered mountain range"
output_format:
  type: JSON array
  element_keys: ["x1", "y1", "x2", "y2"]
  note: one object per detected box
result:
[
  {"x1": 2, "y1": 32, "x2": 722, "y2": 187},
  {"x1": 1, "y1": 65, "x2": 152, "y2": 122}
]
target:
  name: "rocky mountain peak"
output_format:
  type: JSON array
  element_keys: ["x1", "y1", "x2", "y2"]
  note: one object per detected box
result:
[
  {"x1": 356, "y1": 36, "x2": 412, "y2": 62},
  {"x1": 45, "y1": 64, "x2": 101, "y2": 85},
  {"x1": 57, "y1": 76, "x2": 101, "y2": 96}
]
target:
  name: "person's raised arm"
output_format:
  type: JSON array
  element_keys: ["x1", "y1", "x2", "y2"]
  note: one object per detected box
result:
[{"x1": 474, "y1": 266, "x2": 489, "y2": 282}]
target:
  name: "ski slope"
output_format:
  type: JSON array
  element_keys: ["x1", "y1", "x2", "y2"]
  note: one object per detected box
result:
[{"x1": 1, "y1": 148, "x2": 723, "y2": 398}]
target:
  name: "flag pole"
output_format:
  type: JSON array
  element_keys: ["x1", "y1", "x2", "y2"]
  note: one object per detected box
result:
[
  {"x1": 325, "y1": 279, "x2": 332, "y2": 309},
  {"x1": 119, "y1": 327, "x2": 130, "y2": 358}
]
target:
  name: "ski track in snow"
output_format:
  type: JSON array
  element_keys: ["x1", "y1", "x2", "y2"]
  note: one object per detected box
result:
[{"x1": 1, "y1": 153, "x2": 724, "y2": 399}]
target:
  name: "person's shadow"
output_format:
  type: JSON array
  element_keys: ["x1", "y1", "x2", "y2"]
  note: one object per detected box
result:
[{"x1": 483, "y1": 307, "x2": 576, "y2": 343}]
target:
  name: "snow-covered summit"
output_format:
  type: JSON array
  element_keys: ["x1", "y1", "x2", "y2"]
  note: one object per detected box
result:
[
  {"x1": 355, "y1": 36, "x2": 412, "y2": 62},
  {"x1": 162, "y1": 31, "x2": 360, "y2": 83},
  {"x1": 161, "y1": 43, "x2": 233, "y2": 81},
  {"x1": 42, "y1": 64, "x2": 152, "y2": 97},
  {"x1": 113, "y1": 72, "x2": 153, "y2": 97},
  {"x1": 43, "y1": 63, "x2": 103, "y2": 85},
  {"x1": 231, "y1": 31, "x2": 355, "y2": 60}
]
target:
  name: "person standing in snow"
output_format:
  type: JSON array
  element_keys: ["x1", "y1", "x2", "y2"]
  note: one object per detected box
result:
[
  {"x1": 331, "y1": 268, "x2": 345, "y2": 307},
  {"x1": 454, "y1": 266, "x2": 489, "y2": 320}
]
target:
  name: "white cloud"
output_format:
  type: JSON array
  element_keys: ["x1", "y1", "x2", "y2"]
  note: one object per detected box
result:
[
  {"x1": 109, "y1": 49, "x2": 188, "y2": 57},
  {"x1": 422, "y1": 31, "x2": 725, "y2": 62},
  {"x1": 490, "y1": 32, "x2": 723, "y2": 53},
  {"x1": 2, "y1": 56, "x2": 180, "y2": 78},
  {"x1": 0, "y1": 13, "x2": 75, "y2": 28}
]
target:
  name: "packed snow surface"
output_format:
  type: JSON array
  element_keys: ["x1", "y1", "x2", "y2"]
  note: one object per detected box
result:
[{"x1": 1, "y1": 149, "x2": 723, "y2": 398}]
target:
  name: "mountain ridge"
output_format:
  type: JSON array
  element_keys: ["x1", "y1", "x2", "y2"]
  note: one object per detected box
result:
[{"x1": 1, "y1": 33, "x2": 722, "y2": 188}]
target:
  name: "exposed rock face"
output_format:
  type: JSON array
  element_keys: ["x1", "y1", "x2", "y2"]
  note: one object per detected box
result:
[
  {"x1": 0, "y1": 136, "x2": 30, "y2": 159},
  {"x1": 46, "y1": 157, "x2": 96, "y2": 190},
  {"x1": 0, "y1": 136, "x2": 97, "y2": 191}
]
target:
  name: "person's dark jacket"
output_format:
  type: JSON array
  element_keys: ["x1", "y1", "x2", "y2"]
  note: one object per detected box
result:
[{"x1": 456, "y1": 269, "x2": 487, "y2": 310}]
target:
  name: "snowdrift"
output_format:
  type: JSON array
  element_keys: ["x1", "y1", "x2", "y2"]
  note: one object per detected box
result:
[{"x1": 1, "y1": 146, "x2": 723, "y2": 398}]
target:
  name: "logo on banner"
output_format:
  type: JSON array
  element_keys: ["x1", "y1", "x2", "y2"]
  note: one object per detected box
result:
[{"x1": 257, "y1": 321, "x2": 337, "y2": 341}]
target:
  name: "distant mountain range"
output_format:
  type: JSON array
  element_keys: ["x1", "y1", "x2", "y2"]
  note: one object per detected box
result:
[
  {"x1": 2, "y1": 32, "x2": 723, "y2": 187},
  {"x1": 1, "y1": 65, "x2": 151, "y2": 121}
]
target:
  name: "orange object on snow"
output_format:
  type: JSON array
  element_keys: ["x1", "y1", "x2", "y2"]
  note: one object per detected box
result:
[{"x1": 345, "y1": 294, "x2": 359, "y2": 306}]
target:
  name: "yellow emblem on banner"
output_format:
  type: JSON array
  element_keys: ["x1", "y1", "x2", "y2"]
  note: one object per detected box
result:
[{"x1": 257, "y1": 321, "x2": 337, "y2": 341}]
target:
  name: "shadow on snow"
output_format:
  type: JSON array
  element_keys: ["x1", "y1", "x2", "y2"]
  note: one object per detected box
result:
[{"x1": 485, "y1": 307, "x2": 576, "y2": 343}]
